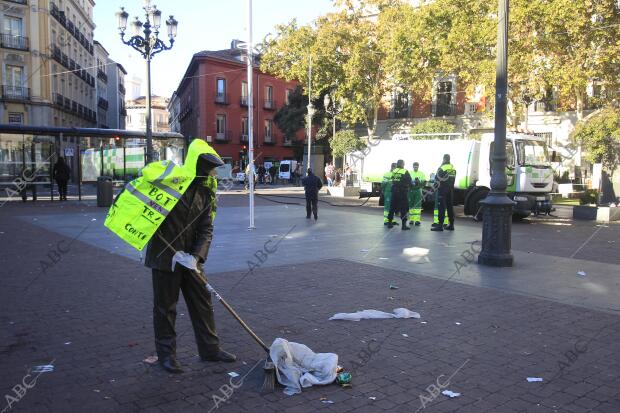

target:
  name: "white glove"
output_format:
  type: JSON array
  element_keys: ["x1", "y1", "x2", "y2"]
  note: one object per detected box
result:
[{"x1": 171, "y1": 251, "x2": 198, "y2": 272}]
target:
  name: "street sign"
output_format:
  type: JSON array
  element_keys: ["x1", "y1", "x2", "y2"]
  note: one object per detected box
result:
[{"x1": 64, "y1": 147, "x2": 74, "y2": 157}]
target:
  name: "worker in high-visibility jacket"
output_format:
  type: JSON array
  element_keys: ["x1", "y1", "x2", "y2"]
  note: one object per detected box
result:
[
  {"x1": 105, "y1": 138, "x2": 236, "y2": 374},
  {"x1": 381, "y1": 163, "x2": 397, "y2": 225},
  {"x1": 408, "y1": 162, "x2": 426, "y2": 226},
  {"x1": 431, "y1": 154, "x2": 456, "y2": 232},
  {"x1": 387, "y1": 159, "x2": 413, "y2": 230}
]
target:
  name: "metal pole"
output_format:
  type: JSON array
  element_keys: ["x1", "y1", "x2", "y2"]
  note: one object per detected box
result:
[
  {"x1": 247, "y1": 0, "x2": 255, "y2": 229},
  {"x1": 478, "y1": 0, "x2": 514, "y2": 267},
  {"x1": 306, "y1": 57, "x2": 312, "y2": 174},
  {"x1": 145, "y1": 55, "x2": 153, "y2": 163}
]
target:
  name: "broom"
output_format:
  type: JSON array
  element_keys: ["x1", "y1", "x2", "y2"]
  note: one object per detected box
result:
[
  {"x1": 156, "y1": 234, "x2": 277, "y2": 392},
  {"x1": 191, "y1": 268, "x2": 277, "y2": 393}
]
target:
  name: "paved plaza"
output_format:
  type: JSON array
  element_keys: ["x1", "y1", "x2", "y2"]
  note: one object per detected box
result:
[{"x1": 0, "y1": 192, "x2": 619, "y2": 412}]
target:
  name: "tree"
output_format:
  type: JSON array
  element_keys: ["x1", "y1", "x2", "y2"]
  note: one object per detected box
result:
[
  {"x1": 410, "y1": 119, "x2": 456, "y2": 135},
  {"x1": 330, "y1": 129, "x2": 365, "y2": 158},
  {"x1": 273, "y1": 85, "x2": 307, "y2": 138},
  {"x1": 571, "y1": 107, "x2": 620, "y2": 174}
]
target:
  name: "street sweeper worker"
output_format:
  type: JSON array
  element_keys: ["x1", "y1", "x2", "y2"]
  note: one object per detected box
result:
[{"x1": 143, "y1": 140, "x2": 236, "y2": 374}]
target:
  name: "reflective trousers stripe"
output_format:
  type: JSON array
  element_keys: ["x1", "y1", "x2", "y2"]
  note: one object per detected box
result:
[
  {"x1": 126, "y1": 182, "x2": 171, "y2": 216},
  {"x1": 433, "y1": 209, "x2": 449, "y2": 224}
]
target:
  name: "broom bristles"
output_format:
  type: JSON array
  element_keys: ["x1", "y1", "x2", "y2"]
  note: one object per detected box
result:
[{"x1": 261, "y1": 359, "x2": 277, "y2": 393}]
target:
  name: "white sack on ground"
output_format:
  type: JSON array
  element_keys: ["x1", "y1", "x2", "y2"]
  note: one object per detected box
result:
[
  {"x1": 270, "y1": 338, "x2": 338, "y2": 395},
  {"x1": 329, "y1": 308, "x2": 421, "y2": 321}
]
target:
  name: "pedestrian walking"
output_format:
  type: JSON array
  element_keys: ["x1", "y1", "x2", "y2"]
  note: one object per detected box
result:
[
  {"x1": 381, "y1": 163, "x2": 397, "y2": 225},
  {"x1": 431, "y1": 154, "x2": 456, "y2": 232},
  {"x1": 302, "y1": 168, "x2": 323, "y2": 220},
  {"x1": 269, "y1": 164, "x2": 277, "y2": 185},
  {"x1": 144, "y1": 141, "x2": 236, "y2": 373},
  {"x1": 387, "y1": 159, "x2": 413, "y2": 230},
  {"x1": 53, "y1": 157, "x2": 71, "y2": 201},
  {"x1": 408, "y1": 162, "x2": 426, "y2": 226},
  {"x1": 257, "y1": 164, "x2": 266, "y2": 184},
  {"x1": 293, "y1": 163, "x2": 302, "y2": 186}
]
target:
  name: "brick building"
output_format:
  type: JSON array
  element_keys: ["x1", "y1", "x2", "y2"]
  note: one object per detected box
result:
[{"x1": 176, "y1": 41, "x2": 302, "y2": 167}]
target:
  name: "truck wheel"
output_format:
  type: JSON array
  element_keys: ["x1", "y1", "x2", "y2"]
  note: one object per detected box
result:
[{"x1": 467, "y1": 189, "x2": 489, "y2": 221}]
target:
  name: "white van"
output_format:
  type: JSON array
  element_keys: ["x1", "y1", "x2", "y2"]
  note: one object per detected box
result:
[{"x1": 278, "y1": 160, "x2": 297, "y2": 180}]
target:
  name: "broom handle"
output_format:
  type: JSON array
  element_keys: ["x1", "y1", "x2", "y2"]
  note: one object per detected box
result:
[{"x1": 193, "y1": 270, "x2": 270, "y2": 354}]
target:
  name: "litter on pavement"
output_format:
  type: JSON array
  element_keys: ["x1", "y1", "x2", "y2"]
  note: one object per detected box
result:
[
  {"x1": 442, "y1": 390, "x2": 461, "y2": 398},
  {"x1": 32, "y1": 364, "x2": 54, "y2": 373},
  {"x1": 577, "y1": 271, "x2": 587, "y2": 277},
  {"x1": 527, "y1": 377, "x2": 544, "y2": 382},
  {"x1": 389, "y1": 284, "x2": 399, "y2": 289},
  {"x1": 143, "y1": 355, "x2": 158, "y2": 364},
  {"x1": 270, "y1": 338, "x2": 338, "y2": 395},
  {"x1": 227, "y1": 372, "x2": 240, "y2": 378},
  {"x1": 329, "y1": 308, "x2": 421, "y2": 321}
]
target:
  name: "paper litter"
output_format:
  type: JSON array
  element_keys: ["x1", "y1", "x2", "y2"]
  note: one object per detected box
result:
[
  {"x1": 442, "y1": 390, "x2": 461, "y2": 398},
  {"x1": 329, "y1": 308, "x2": 420, "y2": 321},
  {"x1": 527, "y1": 377, "x2": 543, "y2": 382},
  {"x1": 270, "y1": 338, "x2": 338, "y2": 395},
  {"x1": 143, "y1": 355, "x2": 158, "y2": 364},
  {"x1": 227, "y1": 372, "x2": 240, "y2": 378},
  {"x1": 577, "y1": 271, "x2": 586, "y2": 277}
]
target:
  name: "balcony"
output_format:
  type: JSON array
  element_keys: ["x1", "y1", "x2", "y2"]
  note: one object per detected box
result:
[
  {"x1": 68, "y1": 58, "x2": 76, "y2": 71},
  {"x1": 264, "y1": 99, "x2": 276, "y2": 110},
  {"x1": 53, "y1": 93, "x2": 64, "y2": 106},
  {"x1": 283, "y1": 139, "x2": 293, "y2": 147},
  {"x1": 71, "y1": 101, "x2": 78, "y2": 114},
  {"x1": 98, "y1": 97, "x2": 109, "y2": 110},
  {"x1": 240, "y1": 96, "x2": 249, "y2": 107},
  {"x1": 215, "y1": 93, "x2": 229, "y2": 105},
  {"x1": 119, "y1": 83, "x2": 126, "y2": 95},
  {"x1": 6, "y1": 0, "x2": 28, "y2": 4},
  {"x1": 63, "y1": 97, "x2": 71, "y2": 110},
  {"x1": 0, "y1": 34, "x2": 29, "y2": 51},
  {"x1": 432, "y1": 102, "x2": 456, "y2": 117},
  {"x1": 240, "y1": 134, "x2": 249, "y2": 143},
  {"x1": 119, "y1": 107, "x2": 127, "y2": 115},
  {"x1": 97, "y1": 69, "x2": 108, "y2": 82},
  {"x1": 263, "y1": 135, "x2": 276, "y2": 145},
  {"x1": 215, "y1": 131, "x2": 231, "y2": 142},
  {"x1": 1, "y1": 85, "x2": 30, "y2": 101}
]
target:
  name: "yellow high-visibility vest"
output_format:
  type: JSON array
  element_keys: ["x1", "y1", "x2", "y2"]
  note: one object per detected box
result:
[{"x1": 104, "y1": 138, "x2": 221, "y2": 251}]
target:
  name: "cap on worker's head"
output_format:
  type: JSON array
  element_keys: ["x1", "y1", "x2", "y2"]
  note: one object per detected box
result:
[
  {"x1": 397, "y1": 159, "x2": 404, "y2": 168},
  {"x1": 413, "y1": 162, "x2": 419, "y2": 167},
  {"x1": 197, "y1": 153, "x2": 224, "y2": 174},
  {"x1": 443, "y1": 154, "x2": 451, "y2": 162},
  {"x1": 390, "y1": 162, "x2": 397, "y2": 169}
]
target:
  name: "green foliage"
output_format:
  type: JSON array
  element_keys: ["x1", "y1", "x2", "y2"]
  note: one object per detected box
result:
[
  {"x1": 579, "y1": 189, "x2": 599, "y2": 206},
  {"x1": 330, "y1": 129, "x2": 365, "y2": 158},
  {"x1": 410, "y1": 119, "x2": 456, "y2": 135},
  {"x1": 571, "y1": 108, "x2": 620, "y2": 173},
  {"x1": 273, "y1": 85, "x2": 307, "y2": 138}
]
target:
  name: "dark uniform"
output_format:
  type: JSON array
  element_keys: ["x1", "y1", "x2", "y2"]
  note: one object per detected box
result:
[
  {"x1": 144, "y1": 154, "x2": 235, "y2": 373},
  {"x1": 434, "y1": 162, "x2": 456, "y2": 231},
  {"x1": 387, "y1": 165, "x2": 413, "y2": 229},
  {"x1": 302, "y1": 169, "x2": 323, "y2": 219}
]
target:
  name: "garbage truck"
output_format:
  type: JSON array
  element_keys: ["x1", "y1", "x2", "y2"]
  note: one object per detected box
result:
[{"x1": 348, "y1": 132, "x2": 554, "y2": 218}]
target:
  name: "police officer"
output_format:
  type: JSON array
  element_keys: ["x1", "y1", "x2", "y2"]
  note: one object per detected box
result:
[
  {"x1": 381, "y1": 163, "x2": 397, "y2": 225},
  {"x1": 408, "y1": 162, "x2": 426, "y2": 226},
  {"x1": 145, "y1": 148, "x2": 236, "y2": 373},
  {"x1": 387, "y1": 159, "x2": 413, "y2": 230},
  {"x1": 431, "y1": 154, "x2": 456, "y2": 232}
]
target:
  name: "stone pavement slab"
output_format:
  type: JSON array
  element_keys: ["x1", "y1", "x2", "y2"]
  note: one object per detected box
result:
[{"x1": 1, "y1": 200, "x2": 620, "y2": 412}]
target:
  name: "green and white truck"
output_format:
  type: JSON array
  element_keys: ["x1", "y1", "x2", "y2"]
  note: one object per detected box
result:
[{"x1": 349, "y1": 132, "x2": 554, "y2": 218}]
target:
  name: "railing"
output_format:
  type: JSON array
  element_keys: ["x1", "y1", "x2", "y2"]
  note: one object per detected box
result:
[
  {"x1": 240, "y1": 96, "x2": 249, "y2": 106},
  {"x1": 119, "y1": 107, "x2": 127, "y2": 115},
  {"x1": 50, "y1": 2, "x2": 94, "y2": 55},
  {"x1": 533, "y1": 100, "x2": 557, "y2": 113},
  {"x1": 240, "y1": 134, "x2": 249, "y2": 143},
  {"x1": 215, "y1": 93, "x2": 229, "y2": 104},
  {"x1": 54, "y1": 93, "x2": 64, "y2": 106},
  {"x1": 118, "y1": 83, "x2": 126, "y2": 94},
  {"x1": 6, "y1": 0, "x2": 28, "y2": 4},
  {"x1": 97, "y1": 69, "x2": 108, "y2": 82},
  {"x1": 98, "y1": 97, "x2": 109, "y2": 110},
  {"x1": 1, "y1": 85, "x2": 30, "y2": 101},
  {"x1": 63, "y1": 97, "x2": 71, "y2": 110},
  {"x1": 264, "y1": 99, "x2": 276, "y2": 110},
  {"x1": 0, "y1": 34, "x2": 29, "y2": 50},
  {"x1": 215, "y1": 131, "x2": 231, "y2": 142},
  {"x1": 156, "y1": 122, "x2": 168, "y2": 129},
  {"x1": 263, "y1": 135, "x2": 275, "y2": 145},
  {"x1": 432, "y1": 102, "x2": 456, "y2": 117}
]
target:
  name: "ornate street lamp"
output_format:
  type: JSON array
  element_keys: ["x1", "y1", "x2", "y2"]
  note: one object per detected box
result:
[
  {"x1": 323, "y1": 93, "x2": 342, "y2": 142},
  {"x1": 478, "y1": 0, "x2": 514, "y2": 267},
  {"x1": 115, "y1": 1, "x2": 178, "y2": 163}
]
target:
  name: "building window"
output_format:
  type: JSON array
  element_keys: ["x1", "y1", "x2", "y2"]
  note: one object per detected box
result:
[
  {"x1": 4, "y1": 64, "x2": 25, "y2": 97},
  {"x1": 241, "y1": 117, "x2": 248, "y2": 136},
  {"x1": 4, "y1": 16, "x2": 23, "y2": 37},
  {"x1": 264, "y1": 119, "x2": 273, "y2": 142},
  {"x1": 285, "y1": 89, "x2": 293, "y2": 105},
  {"x1": 433, "y1": 80, "x2": 455, "y2": 116},
  {"x1": 216, "y1": 114, "x2": 226, "y2": 140},
  {"x1": 216, "y1": 78, "x2": 226, "y2": 103},
  {"x1": 265, "y1": 85, "x2": 273, "y2": 109},
  {"x1": 241, "y1": 81, "x2": 248, "y2": 105},
  {"x1": 8, "y1": 113, "x2": 23, "y2": 124}
]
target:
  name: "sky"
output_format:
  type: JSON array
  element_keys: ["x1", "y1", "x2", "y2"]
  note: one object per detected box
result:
[{"x1": 93, "y1": 0, "x2": 334, "y2": 99}]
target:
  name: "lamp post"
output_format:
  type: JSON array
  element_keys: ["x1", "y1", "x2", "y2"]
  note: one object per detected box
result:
[
  {"x1": 323, "y1": 93, "x2": 342, "y2": 142},
  {"x1": 115, "y1": 1, "x2": 177, "y2": 164},
  {"x1": 478, "y1": 0, "x2": 514, "y2": 267}
]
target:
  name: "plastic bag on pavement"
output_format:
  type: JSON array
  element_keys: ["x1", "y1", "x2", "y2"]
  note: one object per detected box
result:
[
  {"x1": 171, "y1": 251, "x2": 198, "y2": 271},
  {"x1": 270, "y1": 338, "x2": 338, "y2": 395},
  {"x1": 329, "y1": 308, "x2": 421, "y2": 321}
]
